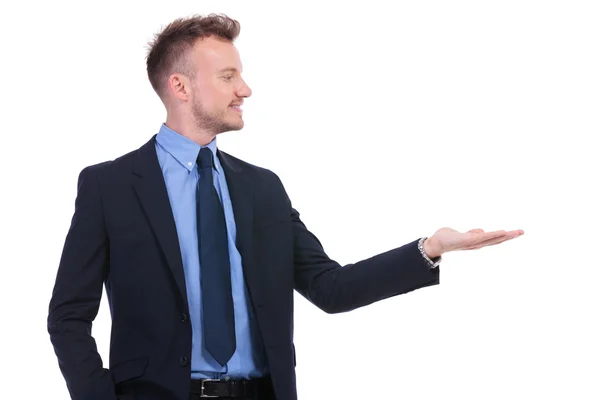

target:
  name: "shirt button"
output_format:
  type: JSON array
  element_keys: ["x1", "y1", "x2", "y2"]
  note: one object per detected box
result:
[
  {"x1": 181, "y1": 313, "x2": 189, "y2": 323},
  {"x1": 188, "y1": 161, "x2": 193, "y2": 167},
  {"x1": 179, "y1": 356, "x2": 189, "y2": 367}
]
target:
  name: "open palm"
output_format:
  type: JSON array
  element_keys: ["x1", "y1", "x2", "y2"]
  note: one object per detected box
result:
[{"x1": 429, "y1": 227, "x2": 524, "y2": 255}]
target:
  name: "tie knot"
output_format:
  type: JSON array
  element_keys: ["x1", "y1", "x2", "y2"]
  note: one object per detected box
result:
[{"x1": 197, "y1": 147, "x2": 214, "y2": 169}]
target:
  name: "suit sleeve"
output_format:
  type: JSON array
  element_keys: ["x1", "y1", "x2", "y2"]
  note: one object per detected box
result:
[
  {"x1": 273, "y1": 174, "x2": 440, "y2": 314},
  {"x1": 47, "y1": 166, "x2": 117, "y2": 400}
]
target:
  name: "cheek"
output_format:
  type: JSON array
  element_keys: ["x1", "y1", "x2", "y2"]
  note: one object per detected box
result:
[
  {"x1": 195, "y1": 81, "x2": 218, "y2": 101},
  {"x1": 198, "y1": 84, "x2": 230, "y2": 109}
]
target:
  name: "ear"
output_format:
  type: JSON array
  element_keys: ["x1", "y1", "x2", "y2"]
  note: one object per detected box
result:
[{"x1": 167, "y1": 73, "x2": 191, "y2": 102}]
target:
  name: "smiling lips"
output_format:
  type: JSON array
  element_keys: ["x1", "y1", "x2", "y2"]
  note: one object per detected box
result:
[{"x1": 229, "y1": 103, "x2": 243, "y2": 113}]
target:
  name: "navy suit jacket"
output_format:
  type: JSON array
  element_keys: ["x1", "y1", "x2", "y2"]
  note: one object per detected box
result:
[{"x1": 47, "y1": 135, "x2": 440, "y2": 400}]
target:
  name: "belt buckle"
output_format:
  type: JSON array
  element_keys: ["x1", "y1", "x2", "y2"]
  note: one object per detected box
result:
[{"x1": 200, "y1": 378, "x2": 221, "y2": 398}]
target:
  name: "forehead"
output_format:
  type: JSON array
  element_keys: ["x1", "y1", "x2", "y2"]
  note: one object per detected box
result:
[{"x1": 191, "y1": 36, "x2": 242, "y2": 72}]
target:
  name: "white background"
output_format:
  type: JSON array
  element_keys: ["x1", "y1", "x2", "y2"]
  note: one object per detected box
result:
[{"x1": 1, "y1": 1, "x2": 599, "y2": 399}]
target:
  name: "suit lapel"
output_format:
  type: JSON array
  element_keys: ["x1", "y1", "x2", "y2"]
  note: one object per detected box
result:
[
  {"x1": 130, "y1": 135, "x2": 257, "y2": 305},
  {"x1": 217, "y1": 150, "x2": 257, "y2": 292},
  {"x1": 132, "y1": 135, "x2": 187, "y2": 302}
]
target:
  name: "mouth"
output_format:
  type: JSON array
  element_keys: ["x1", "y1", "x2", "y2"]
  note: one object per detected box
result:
[{"x1": 229, "y1": 104, "x2": 243, "y2": 113}]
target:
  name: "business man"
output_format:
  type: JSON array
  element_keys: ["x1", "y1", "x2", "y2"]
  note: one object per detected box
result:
[{"x1": 47, "y1": 13, "x2": 524, "y2": 400}]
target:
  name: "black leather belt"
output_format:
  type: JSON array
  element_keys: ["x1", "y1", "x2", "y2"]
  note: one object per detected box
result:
[{"x1": 190, "y1": 376, "x2": 272, "y2": 398}]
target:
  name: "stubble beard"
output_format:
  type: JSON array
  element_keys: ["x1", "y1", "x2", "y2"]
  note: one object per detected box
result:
[{"x1": 192, "y1": 97, "x2": 243, "y2": 135}]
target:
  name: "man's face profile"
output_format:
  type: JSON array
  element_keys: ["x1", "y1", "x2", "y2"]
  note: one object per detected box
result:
[{"x1": 171, "y1": 35, "x2": 252, "y2": 135}]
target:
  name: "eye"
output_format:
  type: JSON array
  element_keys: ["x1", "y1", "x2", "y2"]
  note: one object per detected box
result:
[{"x1": 223, "y1": 75, "x2": 234, "y2": 81}]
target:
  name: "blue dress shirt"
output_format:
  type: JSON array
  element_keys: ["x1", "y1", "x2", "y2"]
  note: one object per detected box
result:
[{"x1": 155, "y1": 123, "x2": 269, "y2": 379}]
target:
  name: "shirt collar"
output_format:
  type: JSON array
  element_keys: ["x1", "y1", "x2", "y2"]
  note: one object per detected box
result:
[{"x1": 156, "y1": 123, "x2": 220, "y2": 174}]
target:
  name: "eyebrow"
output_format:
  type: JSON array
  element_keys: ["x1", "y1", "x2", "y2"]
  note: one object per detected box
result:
[{"x1": 218, "y1": 67, "x2": 240, "y2": 73}]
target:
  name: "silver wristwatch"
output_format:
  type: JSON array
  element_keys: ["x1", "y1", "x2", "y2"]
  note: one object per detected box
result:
[{"x1": 418, "y1": 237, "x2": 442, "y2": 269}]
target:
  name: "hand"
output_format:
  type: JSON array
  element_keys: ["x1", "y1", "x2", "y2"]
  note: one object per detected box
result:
[{"x1": 424, "y1": 227, "x2": 524, "y2": 258}]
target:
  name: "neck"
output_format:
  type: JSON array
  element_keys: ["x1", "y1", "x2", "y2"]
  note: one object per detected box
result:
[{"x1": 165, "y1": 115, "x2": 216, "y2": 147}]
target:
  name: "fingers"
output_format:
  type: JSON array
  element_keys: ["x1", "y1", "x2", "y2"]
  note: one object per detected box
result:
[
  {"x1": 462, "y1": 229, "x2": 524, "y2": 250},
  {"x1": 467, "y1": 229, "x2": 523, "y2": 237},
  {"x1": 467, "y1": 229, "x2": 506, "y2": 240},
  {"x1": 464, "y1": 238, "x2": 504, "y2": 250},
  {"x1": 462, "y1": 230, "x2": 504, "y2": 247},
  {"x1": 479, "y1": 230, "x2": 523, "y2": 243},
  {"x1": 464, "y1": 231, "x2": 522, "y2": 250}
]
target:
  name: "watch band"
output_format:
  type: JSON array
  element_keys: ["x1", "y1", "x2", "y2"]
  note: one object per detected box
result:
[{"x1": 418, "y1": 237, "x2": 441, "y2": 269}]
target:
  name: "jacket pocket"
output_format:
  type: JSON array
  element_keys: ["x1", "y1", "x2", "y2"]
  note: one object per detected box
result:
[{"x1": 111, "y1": 356, "x2": 149, "y2": 384}]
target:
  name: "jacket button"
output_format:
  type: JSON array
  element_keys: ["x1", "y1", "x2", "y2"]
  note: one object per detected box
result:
[
  {"x1": 180, "y1": 356, "x2": 189, "y2": 367},
  {"x1": 181, "y1": 313, "x2": 189, "y2": 323}
]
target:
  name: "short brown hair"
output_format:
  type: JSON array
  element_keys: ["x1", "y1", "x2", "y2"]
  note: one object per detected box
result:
[{"x1": 146, "y1": 13, "x2": 241, "y2": 99}]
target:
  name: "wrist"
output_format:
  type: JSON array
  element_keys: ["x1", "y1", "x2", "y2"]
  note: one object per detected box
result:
[{"x1": 423, "y1": 237, "x2": 443, "y2": 259}]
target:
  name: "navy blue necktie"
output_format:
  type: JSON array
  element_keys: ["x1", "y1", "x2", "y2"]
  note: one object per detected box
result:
[{"x1": 196, "y1": 147, "x2": 236, "y2": 366}]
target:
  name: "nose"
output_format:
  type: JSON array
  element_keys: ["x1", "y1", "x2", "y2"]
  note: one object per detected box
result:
[{"x1": 237, "y1": 78, "x2": 252, "y2": 98}]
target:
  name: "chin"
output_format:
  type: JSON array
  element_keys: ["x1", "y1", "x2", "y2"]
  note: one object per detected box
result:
[
  {"x1": 218, "y1": 121, "x2": 244, "y2": 134},
  {"x1": 227, "y1": 118, "x2": 244, "y2": 131}
]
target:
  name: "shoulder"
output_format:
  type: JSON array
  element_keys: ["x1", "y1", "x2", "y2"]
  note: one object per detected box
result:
[
  {"x1": 77, "y1": 148, "x2": 137, "y2": 179},
  {"x1": 217, "y1": 150, "x2": 290, "y2": 200},
  {"x1": 74, "y1": 136, "x2": 154, "y2": 192},
  {"x1": 218, "y1": 150, "x2": 282, "y2": 181},
  {"x1": 78, "y1": 134, "x2": 158, "y2": 177}
]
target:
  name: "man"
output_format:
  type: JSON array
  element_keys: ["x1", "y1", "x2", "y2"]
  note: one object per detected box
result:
[{"x1": 47, "y1": 13, "x2": 524, "y2": 400}]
